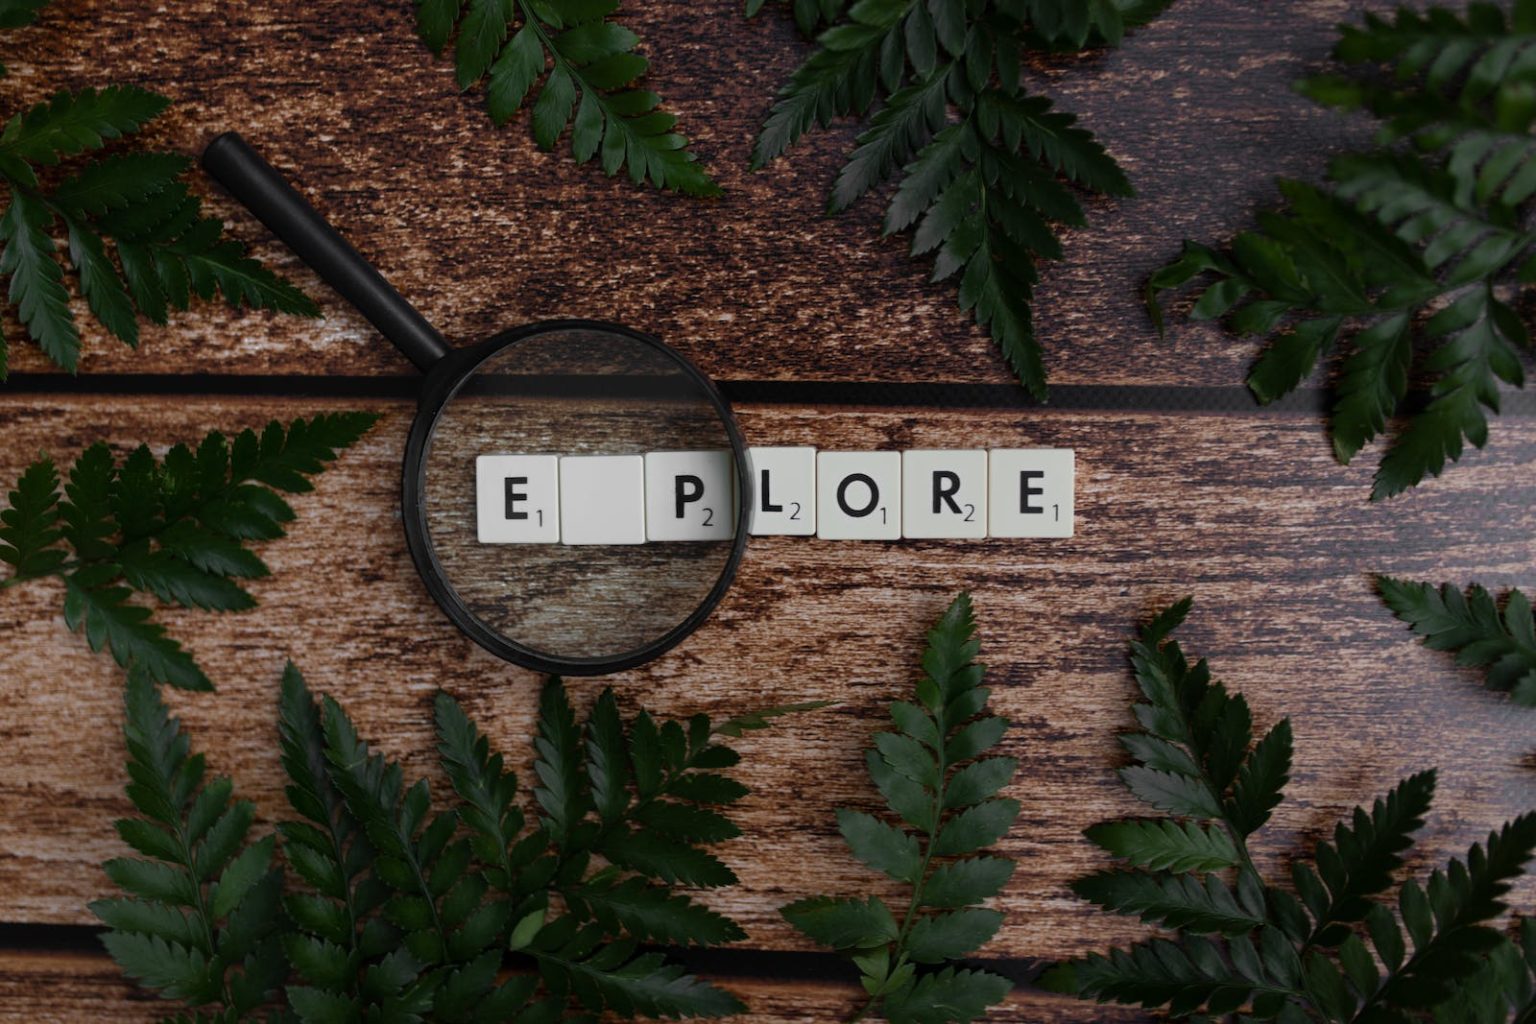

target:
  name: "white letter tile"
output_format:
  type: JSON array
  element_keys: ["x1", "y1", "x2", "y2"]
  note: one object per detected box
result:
[
  {"x1": 747, "y1": 446, "x2": 816, "y2": 536},
  {"x1": 902, "y1": 449, "x2": 987, "y2": 539},
  {"x1": 988, "y1": 448, "x2": 1075, "y2": 538},
  {"x1": 645, "y1": 450, "x2": 737, "y2": 541},
  {"x1": 817, "y1": 451, "x2": 901, "y2": 540},
  {"x1": 559, "y1": 455, "x2": 646, "y2": 545},
  {"x1": 476, "y1": 454, "x2": 560, "y2": 543}
]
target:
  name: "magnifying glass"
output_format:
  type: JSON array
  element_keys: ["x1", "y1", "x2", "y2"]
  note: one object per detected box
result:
[{"x1": 202, "y1": 133, "x2": 749, "y2": 676}]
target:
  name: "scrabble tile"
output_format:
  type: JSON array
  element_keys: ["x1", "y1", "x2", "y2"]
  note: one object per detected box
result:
[
  {"x1": 645, "y1": 450, "x2": 737, "y2": 541},
  {"x1": 902, "y1": 449, "x2": 987, "y2": 539},
  {"x1": 476, "y1": 454, "x2": 559, "y2": 543},
  {"x1": 747, "y1": 446, "x2": 816, "y2": 536},
  {"x1": 559, "y1": 455, "x2": 646, "y2": 545},
  {"x1": 988, "y1": 448, "x2": 1075, "y2": 538},
  {"x1": 817, "y1": 451, "x2": 901, "y2": 540}
]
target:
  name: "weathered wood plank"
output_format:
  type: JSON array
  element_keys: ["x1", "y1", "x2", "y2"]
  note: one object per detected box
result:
[
  {"x1": 0, "y1": 948, "x2": 1142, "y2": 1023},
  {"x1": 1, "y1": 396, "x2": 1532, "y2": 959},
  {"x1": 0, "y1": 0, "x2": 1374, "y2": 386}
]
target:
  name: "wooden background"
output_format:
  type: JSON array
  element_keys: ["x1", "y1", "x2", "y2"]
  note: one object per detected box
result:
[{"x1": 1, "y1": 0, "x2": 1533, "y2": 1021}]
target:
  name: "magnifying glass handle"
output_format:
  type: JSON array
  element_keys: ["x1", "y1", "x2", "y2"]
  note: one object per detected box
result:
[{"x1": 201, "y1": 131, "x2": 450, "y2": 373}]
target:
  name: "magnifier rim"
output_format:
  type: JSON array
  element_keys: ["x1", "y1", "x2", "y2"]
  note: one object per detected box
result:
[{"x1": 400, "y1": 318, "x2": 751, "y2": 677}]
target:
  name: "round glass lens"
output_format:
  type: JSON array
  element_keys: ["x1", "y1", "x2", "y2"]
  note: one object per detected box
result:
[{"x1": 418, "y1": 324, "x2": 744, "y2": 669}]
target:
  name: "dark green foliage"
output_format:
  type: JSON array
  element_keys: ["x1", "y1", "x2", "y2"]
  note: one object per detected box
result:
[
  {"x1": 1379, "y1": 575, "x2": 1536, "y2": 707},
  {"x1": 748, "y1": 0, "x2": 1165, "y2": 400},
  {"x1": 103, "y1": 663, "x2": 820, "y2": 1020},
  {"x1": 0, "y1": 86, "x2": 316, "y2": 376},
  {"x1": 0, "y1": 413, "x2": 377, "y2": 689},
  {"x1": 780, "y1": 593, "x2": 1019, "y2": 1022},
  {"x1": 90, "y1": 669, "x2": 287, "y2": 1018},
  {"x1": 1044, "y1": 598, "x2": 1536, "y2": 1021},
  {"x1": 1433, "y1": 917, "x2": 1535, "y2": 1024},
  {"x1": 1148, "y1": 3, "x2": 1536, "y2": 500},
  {"x1": 0, "y1": 0, "x2": 49, "y2": 31},
  {"x1": 748, "y1": 0, "x2": 1174, "y2": 46},
  {"x1": 414, "y1": 0, "x2": 718, "y2": 196}
]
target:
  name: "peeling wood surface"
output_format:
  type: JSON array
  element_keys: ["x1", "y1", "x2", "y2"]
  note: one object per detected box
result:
[
  {"x1": 1, "y1": 396, "x2": 1532, "y2": 963},
  {"x1": 0, "y1": 0, "x2": 1376, "y2": 386}
]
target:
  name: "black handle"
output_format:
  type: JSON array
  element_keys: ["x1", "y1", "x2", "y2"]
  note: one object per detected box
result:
[{"x1": 201, "y1": 131, "x2": 450, "y2": 372}]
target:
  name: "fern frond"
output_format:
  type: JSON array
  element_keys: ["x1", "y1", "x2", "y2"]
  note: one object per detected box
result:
[
  {"x1": 1380, "y1": 576, "x2": 1536, "y2": 707},
  {"x1": 1050, "y1": 600, "x2": 1536, "y2": 1023},
  {"x1": 415, "y1": 0, "x2": 718, "y2": 195},
  {"x1": 0, "y1": 414, "x2": 377, "y2": 687},
  {"x1": 1149, "y1": 6, "x2": 1536, "y2": 499},
  {"x1": 750, "y1": 0, "x2": 1156, "y2": 396},
  {"x1": 781, "y1": 593, "x2": 1018, "y2": 1023},
  {"x1": 1292, "y1": 770, "x2": 1438, "y2": 948},
  {"x1": 0, "y1": 88, "x2": 316, "y2": 375},
  {"x1": 91, "y1": 669, "x2": 287, "y2": 1016},
  {"x1": 0, "y1": 86, "x2": 166, "y2": 165}
]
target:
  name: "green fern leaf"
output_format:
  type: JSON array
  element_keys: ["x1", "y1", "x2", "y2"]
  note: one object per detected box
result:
[
  {"x1": 51, "y1": 151, "x2": 188, "y2": 214},
  {"x1": 165, "y1": 220, "x2": 320, "y2": 317},
  {"x1": 533, "y1": 676, "x2": 591, "y2": 848},
  {"x1": 1042, "y1": 935, "x2": 1259, "y2": 1014},
  {"x1": 751, "y1": 0, "x2": 1155, "y2": 396},
  {"x1": 277, "y1": 664, "x2": 387, "y2": 1005},
  {"x1": 0, "y1": 0, "x2": 50, "y2": 31},
  {"x1": 1431, "y1": 917, "x2": 1536, "y2": 1024},
  {"x1": 0, "y1": 186, "x2": 77, "y2": 370},
  {"x1": 1071, "y1": 870, "x2": 1266, "y2": 935},
  {"x1": 744, "y1": 0, "x2": 849, "y2": 38},
  {"x1": 883, "y1": 966, "x2": 1013, "y2": 1024},
  {"x1": 1365, "y1": 814, "x2": 1536, "y2": 1013},
  {"x1": 1380, "y1": 576, "x2": 1536, "y2": 706},
  {"x1": 532, "y1": 934, "x2": 744, "y2": 1018},
  {"x1": 1, "y1": 415, "x2": 377, "y2": 687},
  {"x1": 1083, "y1": 819, "x2": 1240, "y2": 873},
  {"x1": 904, "y1": 907, "x2": 1003, "y2": 962},
  {"x1": 920, "y1": 857, "x2": 1015, "y2": 908},
  {"x1": 415, "y1": 0, "x2": 718, "y2": 195},
  {"x1": 780, "y1": 895, "x2": 898, "y2": 949},
  {"x1": 434, "y1": 690, "x2": 527, "y2": 890},
  {"x1": 92, "y1": 669, "x2": 286, "y2": 1016},
  {"x1": 601, "y1": 827, "x2": 737, "y2": 889},
  {"x1": 0, "y1": 85, "x2": 166, "y2": 164},
  {"x1": 1149, "y1": 7, "x2": 1536, "y2": 498},
  {"x1": 1057, "y1": 601, "x2": 1536, "y2": 1022},
  {"x1": 781, "y1": 593, "x2": 1017, "y2": 1022},
  {"x1": 63, "y1": 213, "x2": 138, "y2": 346},
  {"x1": 64, "y1": 567, "x2": 211, "y2": 690},
  {"x1": 97, "y1": 665, "x2": 784, "y2": 1021},
  {"x1": 1227, "y1": 718, "x2": 1292, "y2": 836},
  {"x1": 1293, "y1": 769, "x2": 1437, "y2": 947},
  {"x1": 711, "y1": 700, "x2": 835, "y2": 737},
  {"x1": 0, "y1": 88, "x2": 315, "y2": 372},
  {"x1": 0, "y1": 455, "x2": 63, "y2": 577},
  {"x1": 567, "y1": 875, "x2": 743, "y2": 946},
  {"x1": 829, "y1": 72, "x2": 950, "y2": 213}
]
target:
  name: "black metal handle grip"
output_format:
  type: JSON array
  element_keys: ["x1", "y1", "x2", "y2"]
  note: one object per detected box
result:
[{"x1": 201, "y1": 131, "x2": 450, "y2": 372}]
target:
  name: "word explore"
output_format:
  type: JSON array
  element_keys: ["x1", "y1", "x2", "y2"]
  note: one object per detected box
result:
[{"x1": 475, "y1": 447, "x2": 1075, "y2": 545}]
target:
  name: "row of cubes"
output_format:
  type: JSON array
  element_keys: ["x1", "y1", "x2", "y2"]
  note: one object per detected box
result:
[{"x1": 475, "y1": 447, "x2": 1075, "y2": 544}]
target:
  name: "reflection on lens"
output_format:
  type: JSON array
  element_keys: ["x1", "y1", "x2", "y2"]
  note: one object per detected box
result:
[{"x1": 421, "y1": 325, "x2": 740, "y2": 666}]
